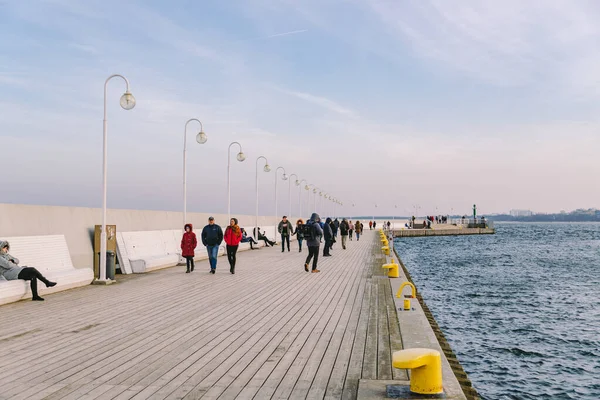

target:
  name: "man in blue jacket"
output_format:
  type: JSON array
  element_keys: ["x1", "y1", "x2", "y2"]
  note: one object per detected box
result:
[{"x1": 201, "y1": 217, "x2": 224, "y2": 274}]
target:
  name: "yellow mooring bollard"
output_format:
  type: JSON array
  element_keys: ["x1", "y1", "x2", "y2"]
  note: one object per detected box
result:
[
  {"x1": 381, "y1": 245, "x2": 390, "y2": 255},
  {"x1": 396, "y1": 281, "x2": 416, "y2": 299},
  {"x1": 392, "y1": 348, "x2": 444, "y2": 395},
  {"x1": 382, "y1": 259, "x2": 399, "y2": 278},
  {"x1": 403, "y1": 298, "x2": 411, "y2": 310}
]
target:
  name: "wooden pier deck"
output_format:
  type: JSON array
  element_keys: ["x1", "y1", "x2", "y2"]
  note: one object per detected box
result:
[{"x1": 0, "y1": 230, "x2": 404, "y2": 400}]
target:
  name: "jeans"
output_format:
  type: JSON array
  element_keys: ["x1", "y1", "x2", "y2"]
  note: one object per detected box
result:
[
  {"x1": 341, "y1": 235, "x2": 347, "y2": 249},
  {"x1": 306, "y1": 245, "x2": 320, "y2": 270},
  {"x1": 298, "y1": 238, "x2": 303, "y2": 251},
  {"x1": 226, "y1": 245, "x2": 238, "y2": 271},
  {"x1": 206, "y1": 245, "x2": 219, "y2": 270},
  {"x1": 356, "y1": 232, "x2": 360, "y2": 241},
  {"x1": 281, "y1": 235, "x2": 290, "y2": 251}
]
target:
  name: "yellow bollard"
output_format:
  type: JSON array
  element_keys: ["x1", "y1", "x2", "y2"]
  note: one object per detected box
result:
[
  {"x1": 396, "y1": 281, "x2": 416, "y2": 299},
  {"x1": 403, "y1": 298, "x2": 411, "y2": 310},
  {"x1": 382, "y1": 259, "x2": 399, "y2": 278},
  {"x1": 392, "y1": 348, "x2": 443, "y2": 395},
  {"x1": 381, "y1": 246, "x2": 390, "y2": 255}
]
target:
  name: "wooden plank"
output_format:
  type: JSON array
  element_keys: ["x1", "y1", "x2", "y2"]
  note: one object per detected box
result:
[{"x1": 0, "y1": 230, "x2": 398, "y2": 400}]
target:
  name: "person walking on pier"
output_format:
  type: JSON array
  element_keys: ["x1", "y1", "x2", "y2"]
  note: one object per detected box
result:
[
  {"x1": 295, "y1": 219, "x2": 305, "y2": 252},
  {"x1": 181, "y1": 224, "x2": 197, "y2": 273},
  {"x1": 224, "y1": 218, "x2": 242, "y2": 274},
  {"x1": 202, "y1": 217, "x2": 223, "y2": 274},
  {"x1": 304, "y1": 213, "x2": 323, "y2": 273},
  {"x1": 373, "y1": 221, "x2": 377, "y2": 229},
  {"x1": 340, "y1": 218, "x2": 350, "y2": 250},
  {"x1": 0, "y1": 241, "x2": 56, "y2": 301},
  {"x1": 369, "y1": 221, "x2": 373, "y2": 230},
  {"x1": 333, "y1": 218, "x2": 340, "y2": 239},
  {"x1": 278, "y1": 216, "x2": 294, "y2": 253},
  {"x1": 355, "y1": 220, "x2": 362, "y2": 241},
  {"x1": 348, "y1": 220, "x2": 354, "y2": 241},
  {"x1": 323, "y1": 217, "x2": 334, "y2": 256}
]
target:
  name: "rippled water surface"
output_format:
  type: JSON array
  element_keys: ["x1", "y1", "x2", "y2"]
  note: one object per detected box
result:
[{"x1": 394, "y1": 223, "x2": 600, "y2": 400}]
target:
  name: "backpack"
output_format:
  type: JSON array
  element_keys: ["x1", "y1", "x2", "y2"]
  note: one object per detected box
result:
[{"x1": 299, "y1": 223, "x2": 316, "y2": 240}]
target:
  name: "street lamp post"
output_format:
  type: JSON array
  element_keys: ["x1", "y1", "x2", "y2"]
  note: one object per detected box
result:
[
  {"x1": 99, "y1": 74, "x2": 136, "y2": 283},
  {"x1": 288, "y1": 173, "x2": 298, "y2": 217},
  {"x1": 255, "y1": 156, "x2": 271, "y2": 237},
  {"x1": 305, "y1": 184, "x2": 313, "y2": 215},
  {"x1": 313, "y1": 187, "x2": 320, "y2": 212},
  {"x1": 298, "y1": 179, "x2": 307, "y2": 218},
  {"x1": 227, "y1": 141, "x2": 246, "y2": 222},
  {"x1": 274, "y1": 167, "x2": 287, "y2": 239},
  {"x1": 183, "y1": 118, "x2": 206, "y2": 228}
]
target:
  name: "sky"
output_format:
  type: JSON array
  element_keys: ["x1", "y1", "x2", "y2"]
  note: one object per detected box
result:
[{"x1": 1, "y1": 0, "x2": 599, "y2": 217}]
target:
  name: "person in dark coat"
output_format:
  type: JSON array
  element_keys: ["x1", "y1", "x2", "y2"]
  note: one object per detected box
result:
[
  {"x1": 278, "y1": 216, "x2": 294, "y2": 253},
  {"x1": 323, "y1": 217, "x2": 334, "y2": 256},
  {"x1": 333, "y1": 218, "x2": 340, "y2": 238},
  {"x1": 181, "y1": 223, "x2": 197, "y2": 273},
  {"x1": 304, "y1": 213, "x2": 324, "y2": 273},
  {"x1": 295, "y1": 219, "x2": 305, "y2": 252},
  {"x1": 339, "y1": 218, "x2": 350, "y2": 250},
  {"x1": 201, "y1": 217, "x2": 223, "y2": 274},
  {"x1": 348, "y1": 220, "x2": 354, "y2": 241},
  {"x1": 241, "y1": 228, "x2": 259, "y2": 250},
  {"x1": 0, "y1": 240, "x2": 56, "y2": 301}
]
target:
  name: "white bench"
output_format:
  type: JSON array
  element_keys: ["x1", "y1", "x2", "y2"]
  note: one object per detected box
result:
[
  {"x1": 0, "y1": 235, "x2": 93, "y2": 305},
  {"x1": 116, "y1": 230, "x2": 181, "y2": 274}
]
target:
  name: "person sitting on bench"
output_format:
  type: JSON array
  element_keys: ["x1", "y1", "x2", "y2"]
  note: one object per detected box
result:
[
  {"x1": 253, "y1": 227, "x2": 276, "y2": 247},
  {"x1": 241, "y1": 228, "x2": 259, "y2": 250},
  {"x1": 0, "y1": 240, "x2": 57, "y2": 301}
]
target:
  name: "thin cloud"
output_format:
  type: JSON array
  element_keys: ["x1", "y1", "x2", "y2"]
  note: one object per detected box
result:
[
  {"x1": 264, "y1": 29, "x2": 308, "y2": 39},
  {"x1": 275, "y1": 87, "x2": 356, "y2": 117}
]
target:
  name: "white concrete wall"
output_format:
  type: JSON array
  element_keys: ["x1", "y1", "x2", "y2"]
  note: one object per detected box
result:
[{"x1": 0, "y1": 203, "x2": 299, "y2": 268}]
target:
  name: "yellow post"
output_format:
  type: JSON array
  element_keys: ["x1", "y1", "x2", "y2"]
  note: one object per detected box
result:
[
  {"x1": 403, "y1": 298, "x2": 411, "y2": 310},
  {"x1": 382, "y1": 259, "x2": 399, "y2": 278},
  {"x1": 381, "y1": 245, "x2": 390, "y2": 255},
  {"x1": 396, "y1": 281, "x2": 416, "y2": 298},
  {"x1": 392, "y1": 348, "x2": 443, "y2": 395}
]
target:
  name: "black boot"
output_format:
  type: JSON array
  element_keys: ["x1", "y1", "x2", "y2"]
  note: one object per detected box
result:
[
  {"x1": 30, "y1": 279, "x2": 44, "y2": 301},
  {"x1": 186, "y1": 267, "x2": 190, "y2": 273}
]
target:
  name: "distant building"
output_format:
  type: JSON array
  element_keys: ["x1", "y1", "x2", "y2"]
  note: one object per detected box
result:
[{"x1": 509, "y1": 209, "x2": 533, "y2": 217}]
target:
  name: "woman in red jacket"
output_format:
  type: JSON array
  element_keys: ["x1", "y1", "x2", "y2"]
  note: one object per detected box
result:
[
  {"x1": 181, "y1": 224, "x2": 197, "y2": 273},
  {"x1": 224, "y1": 218, "x2": 242, "y2": 274}
]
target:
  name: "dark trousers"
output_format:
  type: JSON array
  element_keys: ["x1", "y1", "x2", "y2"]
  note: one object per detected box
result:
[
  {"x1": 349, "y1": 230, "x2": 353, "y2": 240},
  {"x1": 185, "y1": 256, "x2": 195, "y2": 271},
  {"x1": 323, "y1": 240, "x2": 332, "y2": 255},
  {"x1": 226, "y1": 245, "x2": 238, "y2": 271},
  {"x1": 17, "y1": 267, "x2": 50, "y2": 298},
  {"x1": 305, "y1": 245, "x2": 320, "y2": 271},
  {"x1": 298, "y1": 238, "x2": 304, "y2": 251},
  {"x1": 281, "y1": 235, "x2": 290, "y2": 251}
]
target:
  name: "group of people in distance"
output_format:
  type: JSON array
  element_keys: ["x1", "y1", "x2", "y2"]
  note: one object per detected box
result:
[{"x1": 179, "y1": 214, "x2": 367, "y2": 276}]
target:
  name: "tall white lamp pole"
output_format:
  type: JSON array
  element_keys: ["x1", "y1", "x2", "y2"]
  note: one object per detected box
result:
[
  {"x1": 274, "y1": 167, "x2": 287, "y2": 239},
  {"x1": 255, "y1": 156, "x2": 271, "y2": 236},
  {"x1": 227, "y1": 141, "x2": 246, "y2": 222},
  {"x1": 288, "y1": 173, "x2": 298, "y2": 217},
  {"x1": 183, "y1": 118, "x2": 206, "y2": 228},
  {"x1": 298, "y1": 179, "x2": 307, "y2": 219},
  {"x1": 99, "y1": 74, "x2": 136, "y2": 283}
]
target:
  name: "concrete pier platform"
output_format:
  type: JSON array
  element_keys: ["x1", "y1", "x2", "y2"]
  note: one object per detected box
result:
[{"x1": 0, "y1": 231, "x2": 421, "y2": 400}]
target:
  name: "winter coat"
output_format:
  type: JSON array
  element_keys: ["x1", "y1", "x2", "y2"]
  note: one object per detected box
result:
[
  {"x1": 295, "y1": 224, "x2": 304, "y2": 239},
  {"x1": 324, "y1": 218, "x2": 334, "y2": 240},
  {"x1": 306, "y1": 213, "x2": 324, "y2": 247},
  {"x1": 340, "y1": 220, "x2": 350, "y2": 236},
  {"x1": 224, "y1": 226, "x2": 242, "y2": 246},
  {"x1": 0, "y1": 241, "x2": 23, "y2": 281},
  {"x1": 355, "y1": 221, "x2": 362, "y2": 233},
  {"x1": 278, "y1": 220, "x2": 294, "y2": 237},
  {"x1": 202, "y1": 224, "x2": 224, "y2": 246},
  {"x1": 181, "y1": 224, "x2": 198, "y2": 258}
]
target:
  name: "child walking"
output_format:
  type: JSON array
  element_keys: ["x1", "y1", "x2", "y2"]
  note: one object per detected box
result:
[{"x1": 181, "y1": 224, "x2": 197, "y2": 273}]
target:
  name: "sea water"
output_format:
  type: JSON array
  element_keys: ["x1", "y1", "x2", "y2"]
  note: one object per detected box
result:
[{"x1": 394, "y1": 223, "x2": 600, "y2": 400}]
